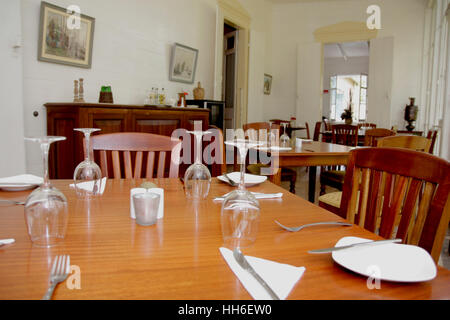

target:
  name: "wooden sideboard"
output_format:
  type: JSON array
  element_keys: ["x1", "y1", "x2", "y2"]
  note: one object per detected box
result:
[{"x1": 45, "y1": 102, "x2": 210, "y2": 179}]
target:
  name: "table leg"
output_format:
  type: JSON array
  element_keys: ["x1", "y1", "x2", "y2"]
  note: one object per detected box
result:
[{"x1": 308, "y1": 166, "x2": 317, "y2": 203}]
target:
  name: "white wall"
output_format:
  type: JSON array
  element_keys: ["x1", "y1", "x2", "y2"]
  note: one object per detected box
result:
[
  {"x1": 269, "y1": 0, "x2": 426, "y2": 129},
  {"x1": 0, "y1": 0, "x2": 26, "y2": 177},
  {"x1": 21, "y1": 0, "x2": 217, "y2": 174},
  {"x1": 240, "y1": 0, "x2": 273, "y2": 123},
  {"x1": 322, "y1": 56, "x2": 370, "y2": 119}
]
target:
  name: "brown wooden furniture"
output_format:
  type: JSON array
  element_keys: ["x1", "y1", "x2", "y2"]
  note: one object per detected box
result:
[
  {"x1": 244, "y1": 122, "x2": 297, "y2": 193},
  {"x1": 427, "y1": 129, "x2": 439, "y2": 154},
  {"x1": 1, "y1": 179, "x2": 449, "y2": 299},
  {"x1": 205, "y1": 125, "x2": 226, "y2": 177},
  {"x1": 319, "y1": 125, "x2": 358, "y2": 196},
  {"x1": 319, "y1": 130, "x2": 430, "y2": 216},
  {"x1": 313, "y1": 122, "x2": 322, "y2": 141},
  {"x1": 363, "y1": 128, "x2": 396, "y2": 147},
  {"x1": 45, "y1": 102, "x2": 210, "y2": 179},
  {"x1": 89, "y1": 132, "x2": 181, "y2": 179},
  {"x1": 377, "y1": 135, "x2": 431, "y2": 152},
  {"x1": 262, "y1": 141, "x2": 353, "y2": 203},
  {"x1": 339, "y1": 147, "x2": 450, "y2": 263}
]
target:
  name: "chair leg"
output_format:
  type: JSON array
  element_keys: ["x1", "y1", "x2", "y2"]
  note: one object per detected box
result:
[
  {"x1": 320, "y1": 184, "x2": 326, "y2": 196},
  {"x1": 289, "y1": 179, "x2": 296, "y2": 194}
]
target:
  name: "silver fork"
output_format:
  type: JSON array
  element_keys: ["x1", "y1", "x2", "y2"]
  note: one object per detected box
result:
[
  {"x1": 275, "y1": 220, "x2": 353, "y2": 232},
  {"x1": 42, "y1": 255, "x2": 70, "y2": 300}
]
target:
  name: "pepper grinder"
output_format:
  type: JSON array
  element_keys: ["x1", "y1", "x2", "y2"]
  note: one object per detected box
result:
[
  {"x1": 78, "y1": 78, "x2": 85, "y2": 102},
  {"x1": 73, "y1": 80, "x2": 79, "y2": 102}
]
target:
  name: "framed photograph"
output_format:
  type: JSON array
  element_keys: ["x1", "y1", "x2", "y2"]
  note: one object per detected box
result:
[
  {"x1": 38, "y1": 1, "x2": 95, "y2": 68},
  {"x1": 264, "y1": 74, "x2": 273, "y2": 95},
  {"x1": 169, "y1": 43, "x2": 199, "y2": 84}
]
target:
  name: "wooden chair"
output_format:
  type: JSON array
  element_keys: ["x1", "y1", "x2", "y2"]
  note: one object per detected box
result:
[
  {"x1": 319, "y1": 125, "x2": 358, "y2": 196},
  {"x1": 339, "y1": 147, "x2": 450, "y2": 263},
  {"x1": 313, "y1": 122, "x2": 322, "y2": 141},
  {"x1": 319, "y1": 131, "x2": 431, "y2": 215},
  {"x1": 304, "y1": 122, "x2": 311, "y2": 140},
  {"x1": 426, "y1": 129, "x2": 438, "y2": 154},
  {"x1": 244, "y1": 122, "x2": 297, "y2": 193},
  {"x1": 205, "y1": 125, "x2": 226, "y2": 177},
  {"x1": 89, "y1": 132, "x2": 181, "y2": 179},
  {"x1": 377, "y1": 135, "x2": 431, "y2": 152},
  {"x1": 363, "y1": 128, "x2": 396, "y2": 147}
]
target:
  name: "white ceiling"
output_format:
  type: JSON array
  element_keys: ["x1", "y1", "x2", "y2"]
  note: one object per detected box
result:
[{"x1": 324, "y1": 41, "x2": 370, "y2": 59}]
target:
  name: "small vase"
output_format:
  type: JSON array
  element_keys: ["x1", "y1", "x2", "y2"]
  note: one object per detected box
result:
[{"x1": 345, "y1": 118, "x2": 353, "y2": 125}]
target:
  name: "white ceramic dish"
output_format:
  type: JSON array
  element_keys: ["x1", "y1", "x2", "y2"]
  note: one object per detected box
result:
[
  {"x1": 332, "y1": 237, "x2": 437, "y2": 283},
  {"x1": 0, "y1": 174, "x2": 43, "y2": 192},
  {"x1": 0, "y1": 184, "x2": 39, "y2": 192},
  {"x1": 218, "y1": 172, "x2": 267, "y2": 187}
]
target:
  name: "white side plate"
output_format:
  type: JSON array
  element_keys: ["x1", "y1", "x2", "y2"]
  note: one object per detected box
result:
[
  {"x1": 218, "y1": 172, "x2": 267, "y2": 187},
  {"x1": 332, "y1": 237, "x2": 437, "y2": 283},
  {"x1": 0, "y1": 184, "x2": 39, "y2": 192}
]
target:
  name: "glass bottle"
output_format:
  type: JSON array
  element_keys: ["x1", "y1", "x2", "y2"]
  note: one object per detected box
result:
[{"x1": 159, "y1": 88, "x2": 166, "y2": 105}]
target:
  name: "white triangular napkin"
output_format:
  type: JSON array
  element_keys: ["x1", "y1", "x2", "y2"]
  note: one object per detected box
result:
[
  {"x1": 220, "y1": 247, "x2": 305, "y2": 300},
  {"x1": 70, "y1": 177, "x2": 107, "y2": 195}
]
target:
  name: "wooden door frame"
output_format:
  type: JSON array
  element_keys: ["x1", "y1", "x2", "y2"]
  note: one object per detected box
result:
[{"x1": 214, "y1": 0, "x2": 251, "y2": 130}]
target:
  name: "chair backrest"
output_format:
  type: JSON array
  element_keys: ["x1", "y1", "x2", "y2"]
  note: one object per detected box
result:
[
  {"x1": 331, "y1": 124, "x2": 358, "y2": 146},
  {"x1": 205, "y1": 125, "x2": 226, "y2": 177},
  {"x1": 243, "y1": 122, "x2": 280, "y2": 140},
  {"x1": 304, "y1": 122, "x2": 311, "y2": 140},
  {"x1": 313, "y1": 122, "x2": 322, "y2": 141},
  {"x1": 89, "y1": 132, "x2": 181, "y2": 179},
  {"x1": 377, "y1": 135, "x2": 431, "y2": 152},
  {"x1": 340, "y1": 147, "x2": 450, "y2": 262},
  {"x1": 323, "y1": 119, "x2": 332, "y2": 131},
  {"x1": 358, "y1": 123, "x2": 377, "y2": 129},
  {"x1": 426, "y1": 129, "x2": 438, "y2": 154},
  {"x1": 363, "y1": 128, "x2": 396, "y2": 147}
]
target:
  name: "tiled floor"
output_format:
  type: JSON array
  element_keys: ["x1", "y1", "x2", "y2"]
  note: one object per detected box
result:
[{"x1": 279, "y1": 167, "x2": 450, "y2": 270}]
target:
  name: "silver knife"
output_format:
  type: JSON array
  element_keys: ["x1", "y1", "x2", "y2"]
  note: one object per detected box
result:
[
  {"x1": 233, "y1": 249, "x2": 280, "y2": 300},
  {"x1": 308, "y1": 239, "x2": 402, "y2": 254}
]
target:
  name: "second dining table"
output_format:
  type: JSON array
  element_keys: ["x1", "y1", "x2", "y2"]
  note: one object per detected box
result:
[
  {"x1": 260, "y1": 141, "x2": 355, "y2": 203},
  {"x1": 0, "y1": 178, "x2": 448, "y2": 300}
]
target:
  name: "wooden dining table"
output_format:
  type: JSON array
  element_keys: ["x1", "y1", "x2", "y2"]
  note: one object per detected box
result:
[
  {"x1": 262, "y1": 141, "x2": 355, "y2": 203},
  {"x1": 0, "y1": 179, "x2": 448, "y2": 300}
]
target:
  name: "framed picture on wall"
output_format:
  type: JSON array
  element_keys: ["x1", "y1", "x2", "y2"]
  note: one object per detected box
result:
[
  {"x1": 169, "y1": 43, "x2": 199, "y2": 84},
  {"x1": 264, "y1": 74, "x2": 273, "y2": 95},
  {"x1": 38, "y1": 1, "x2": 95, "y2": 68}
]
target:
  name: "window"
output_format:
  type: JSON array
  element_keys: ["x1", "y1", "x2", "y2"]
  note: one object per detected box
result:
[{"x1": 329, "y1": 74, "x2": 368, "y2": 122}]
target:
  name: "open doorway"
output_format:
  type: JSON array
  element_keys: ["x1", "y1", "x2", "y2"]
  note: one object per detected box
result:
[
  {"x1": 322, "y1": 41, "x2": 370, "y2": 123},
  {"x1": 223, "y1": 22, "x2": 237, "y2": 130}
]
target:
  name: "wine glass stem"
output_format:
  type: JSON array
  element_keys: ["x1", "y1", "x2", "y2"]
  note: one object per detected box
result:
[
  {"x1": 238, "y1": 147, "x2": 247, "y2": 191},
  {"x1": 84, "y1": 132, "x2": 91, "y2": 161},
  {"x1": 41, "y1": 142, "x2": 50, "y2": 188},
  {"x1": 195, "y1": 134, "x2": 202, "y2": 164}
]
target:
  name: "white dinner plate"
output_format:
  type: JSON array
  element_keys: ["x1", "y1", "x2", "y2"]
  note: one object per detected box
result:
[
  {"x1": 218, "y1": 172, "x2": 267, "y2": 187},
  {"x1": 0, "y1": 184, "x2": 39, "y2": 192},
  {"x1": 258, "y1": 146, "x2": 292, "y2": 151},
  {"x1": 0, "y1": 174, "x2": 43, "y2": 192},
  {"x1": 332, "y1": 237, "x2": 437, "y2": 283}
]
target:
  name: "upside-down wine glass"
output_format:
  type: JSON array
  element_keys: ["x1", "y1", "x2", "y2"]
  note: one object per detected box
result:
[
  {"x1": 24, "y1": 136, "x2": 68, "y2": 247},
  {"x1": 280, "y1": 123, "x2": 291, "y2": 148},
  {"x1": 73, "y1": 128, "x2": 103, "y2": 199},
  {"x1": 184, "y1": 129, "x2": 212, "y2": 199},
  {"x1": 221, "y1": 139, "x2": 262, "y2": 249}
]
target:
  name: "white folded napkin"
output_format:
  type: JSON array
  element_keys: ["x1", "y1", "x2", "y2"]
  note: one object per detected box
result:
[
  {"x1": 220, "y1": 247, "x2": 305, "y2": 300},
  {"x1": 259, "y1": 146, "x2": 292, "y2": 151},
  {"x1": 214, "y1": 192, "x2": 283, "y2": 201},
  {"x1": 0, "y1": 174, "x2": 43, "y2": 185},
  {"x1": 70, "y1": 177, "x2": 107, "y2": 195},
  {"x1": 130, "y1": 188, "x2": 164, "y2": 220},
  {"x1": 0, "y1": 239, "x2": 15, "y2": 245}
]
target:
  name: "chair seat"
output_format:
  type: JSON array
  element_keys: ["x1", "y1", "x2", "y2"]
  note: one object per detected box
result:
[
  {"x1": 318, "y1": 192, "x2": 342, "y2": 208},
  {"x1": 320, "y1": 170, "x2": 346, "y2": 183}
]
